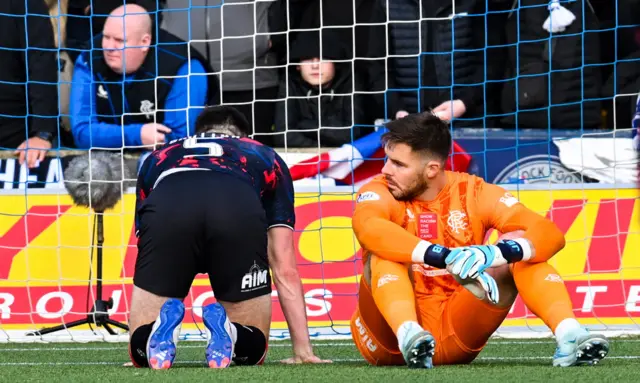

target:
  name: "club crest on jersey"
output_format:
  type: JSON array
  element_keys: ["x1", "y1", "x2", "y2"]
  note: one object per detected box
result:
[
  {"x1": 241, "y1": 262, "x2": 268, "y2": 292},
  {"x1": 447, "y1": 210, "x2": 468, "y2": 234},
  {"x1": 356, "y1": 191, "x2": 380, "y2": 203},
  {"x1": 140, "y1": 100, "x2": 155, "y2": 120},
  {"x1": 97, "y1": 85, "x2": 108, "y2": 99}
]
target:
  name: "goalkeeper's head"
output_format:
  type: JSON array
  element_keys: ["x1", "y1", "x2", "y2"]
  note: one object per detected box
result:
[
  {"x1": 380, "y1": 111, "x2": 451, "y2": 201},
  {"x1": 194, "y1": 106, "x2": 251, "y2": 138}
]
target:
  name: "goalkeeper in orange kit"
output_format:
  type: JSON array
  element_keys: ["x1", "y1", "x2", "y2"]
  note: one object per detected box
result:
[{"x1": 349, "y1": 112, "x2": 610, "y2": 369}]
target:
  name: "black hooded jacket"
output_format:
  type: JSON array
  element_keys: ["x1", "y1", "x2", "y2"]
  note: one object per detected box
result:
[{"x1": 273, "y1": 30, "x2": 367, "y2": 148}]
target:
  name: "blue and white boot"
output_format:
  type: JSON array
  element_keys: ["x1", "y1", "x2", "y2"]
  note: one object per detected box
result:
[
  {"x1": 553, "y1": 326, "x2": 609, "y2": 367},
  {"x1": 203, "y1": 302, "x2": 235, "y2": 368},
  {"x1": 147, "y1": 298, "x2": 185, "y2": 369},
  {"x1": 400, "y1": 330, "x2": 436, "y2": 369}
]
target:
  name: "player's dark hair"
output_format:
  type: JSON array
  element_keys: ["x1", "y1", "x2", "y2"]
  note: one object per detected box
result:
[
  {"x1": 195, "y1": 106, "x2": 251, "y2": 137},
  {"x1": 381, "y1": 112, "x2": 452, "y2": 162}
]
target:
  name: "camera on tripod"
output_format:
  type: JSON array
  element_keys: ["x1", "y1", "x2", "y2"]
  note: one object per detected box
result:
[{"x1": 27, "y1": 151, "x2": 133, "y2": 337}]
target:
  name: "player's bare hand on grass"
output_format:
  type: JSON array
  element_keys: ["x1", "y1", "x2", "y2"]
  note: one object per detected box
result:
[{"x1": 280, "y1": 353, "x2": 332, "y2": 364}]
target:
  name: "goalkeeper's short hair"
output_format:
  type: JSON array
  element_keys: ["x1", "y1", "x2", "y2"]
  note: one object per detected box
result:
[{"x1": 382, "y1": 111, "x2": 451, "y2": 163}]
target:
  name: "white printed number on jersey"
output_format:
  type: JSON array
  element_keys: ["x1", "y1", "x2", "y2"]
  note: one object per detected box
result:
[{"x1": 183, "y1": 136, "x2": 224, "y2": 158}]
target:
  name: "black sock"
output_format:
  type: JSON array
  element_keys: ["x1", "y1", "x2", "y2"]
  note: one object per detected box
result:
[
  {"x1": 231, "y1": 323, "x2": 267, "y2": 365},
  {"x1": 129, "y1": 322, "x2": 155, "y2": 368}
]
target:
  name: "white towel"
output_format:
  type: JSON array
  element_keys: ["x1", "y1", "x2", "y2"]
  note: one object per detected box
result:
[
  {"x1": 554, "y1": 137, "x2": 639, "y2": 184},
  {"x1": 543, "y1": 0, "x2": 576, "y2": 33}
]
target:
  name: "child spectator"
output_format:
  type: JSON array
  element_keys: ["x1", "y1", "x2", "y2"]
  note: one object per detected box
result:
[{"x1": 274, "y1": 30, "x2": 366, "y2": 148}]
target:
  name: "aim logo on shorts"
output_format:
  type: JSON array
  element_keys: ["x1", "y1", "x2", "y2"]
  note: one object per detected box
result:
[{"x1": 241, "y1": 262, "x2": 268, "y2": 292}]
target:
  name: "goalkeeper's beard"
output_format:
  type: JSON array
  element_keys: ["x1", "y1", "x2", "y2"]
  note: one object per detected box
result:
[{"x1": 391, "y1": 176, "x2": 429, "y2": 201}]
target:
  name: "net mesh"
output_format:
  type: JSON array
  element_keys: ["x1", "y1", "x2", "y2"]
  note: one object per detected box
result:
[{"x1": 0, "y1": 0, "x2": 639, "y2": 342}]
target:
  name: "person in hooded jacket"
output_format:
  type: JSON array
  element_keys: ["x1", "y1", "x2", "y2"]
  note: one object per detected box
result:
[{"x1": 274, "y1": 30, "x2": 367, "y2": 148}]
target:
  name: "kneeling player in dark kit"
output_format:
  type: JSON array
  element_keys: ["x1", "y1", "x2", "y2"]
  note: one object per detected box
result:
[{"x1": 129, "y1": 106, "x2": 330, "y2": 369}]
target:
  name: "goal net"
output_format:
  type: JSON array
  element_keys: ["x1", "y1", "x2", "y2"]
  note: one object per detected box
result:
[{"x1": 0, "y1": 0, "x2": 639, "y2": 343}]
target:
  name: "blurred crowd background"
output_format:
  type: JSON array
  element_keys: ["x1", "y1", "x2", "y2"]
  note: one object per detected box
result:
[{"x1": 0, "y1": 0, "x2": 639, "y2": 163}]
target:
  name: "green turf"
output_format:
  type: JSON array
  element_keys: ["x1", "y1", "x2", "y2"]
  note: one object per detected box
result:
[{"x1": 0, "y1": 338, "x2": 636, "y2": 382}]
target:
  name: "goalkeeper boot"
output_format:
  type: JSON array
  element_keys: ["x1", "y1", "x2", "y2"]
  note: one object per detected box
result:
[
  {"x1": 147, "y1": 298, "x2": 185, "y2": 369},
  {"x1": 203, "y1": 302, "x2": 235, "y2": 368},
  {"x1": 553, "y1": 327, "x2": 609, "y2": 367},
  {"x1": 401, "y1": 330, "x2": 436, "y2": 369}
]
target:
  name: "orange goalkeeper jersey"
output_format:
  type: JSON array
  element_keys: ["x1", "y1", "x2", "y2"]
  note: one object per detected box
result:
[{"x1": 352, "y1": 171, "x2": 565, "y2": 298}]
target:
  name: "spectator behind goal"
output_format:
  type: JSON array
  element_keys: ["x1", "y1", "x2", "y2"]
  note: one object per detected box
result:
[
  {"x1": 69, "y1": 3, "x2": 217, "y2": 149},
  {"x1": 161, "y1": 0, "x2": 280, "y2": 146},
  {"x1": 0, "y1": 0, "x2": 59, "y2": 168},
  {"x1": 273, "y1": 30, "x2": 366, "y2": 148}
]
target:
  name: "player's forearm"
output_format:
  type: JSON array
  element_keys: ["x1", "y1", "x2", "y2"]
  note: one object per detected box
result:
[
  {"x1": 501, "y1": 209, "x2": 566, "y2": 263},
  {"x1": 266, "y1": 227, "x2": 312, "y2": 354},
  {"x1": 353, "y1": 215, "x2": 448, "y2": 267},
  {"x1": 272, "y1": 268, "x2": 313, "y2": 354},
  {"x1": 522, "y1": 219, "x2": 565, "y2": 263}
]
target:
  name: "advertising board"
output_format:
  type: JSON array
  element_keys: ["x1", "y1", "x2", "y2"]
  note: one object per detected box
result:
[{"x1": 0, "y1": 187, "x2": 638, "y2": 334}]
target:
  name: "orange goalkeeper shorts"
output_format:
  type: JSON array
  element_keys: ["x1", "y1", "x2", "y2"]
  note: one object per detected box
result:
[{"x1": 350, "y1": 278, "x2": 511, "y2": 366}]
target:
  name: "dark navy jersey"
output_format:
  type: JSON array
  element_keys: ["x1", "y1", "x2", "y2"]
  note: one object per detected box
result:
[{"x1": 135, "y1": 132, "x2": 295, "y2": 234}]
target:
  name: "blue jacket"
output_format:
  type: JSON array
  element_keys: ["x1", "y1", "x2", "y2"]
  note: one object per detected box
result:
[{"x1": 70, "y1": 57, "x2": 208, "y2": 149}]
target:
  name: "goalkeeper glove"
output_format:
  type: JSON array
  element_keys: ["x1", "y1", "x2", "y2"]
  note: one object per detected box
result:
[
  {"x1": 445, "y1": 239, "x2": 530, "y2": 280},
  {"x1": 476, "y1": 272, "x2": 500, "y2": 305},
  {"x1": 448, "y1": 267, "x2": 500, "y2": 305},
  {"x1": 446, "y1": 245, "x2": 498, "y2": 280}
]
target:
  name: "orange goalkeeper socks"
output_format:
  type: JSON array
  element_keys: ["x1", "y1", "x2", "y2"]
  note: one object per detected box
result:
[
  {"x1": 369, "y1": 255, "x2": 420, "y2": 343},
  {"x1": 512, "y1": 261, "x2": 576, "y2": 333}
]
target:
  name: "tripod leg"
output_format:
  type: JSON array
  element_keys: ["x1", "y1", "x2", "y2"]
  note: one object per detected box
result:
[
  {"x1": 102, "y1": 322, "x2": 117, "y2": 336},
  {"x1": 26, "y1": 318, "x2": 94, "y2": 337},
  {"x1": 105, "y1": 318, "x2": 130, "y2": 332},
  {"x1": 25, "y1": 214, "x2": 129, "y2": 338}
]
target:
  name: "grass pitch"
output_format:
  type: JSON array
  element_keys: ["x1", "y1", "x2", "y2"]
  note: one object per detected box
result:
[{"x1": 0, "y1": 338, "x2": 637, "y2": 382}]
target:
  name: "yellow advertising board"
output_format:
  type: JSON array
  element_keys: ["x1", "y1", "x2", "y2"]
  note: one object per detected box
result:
[{"x1": 0, "y1": 187, "x2": 638, "y2": 330}]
